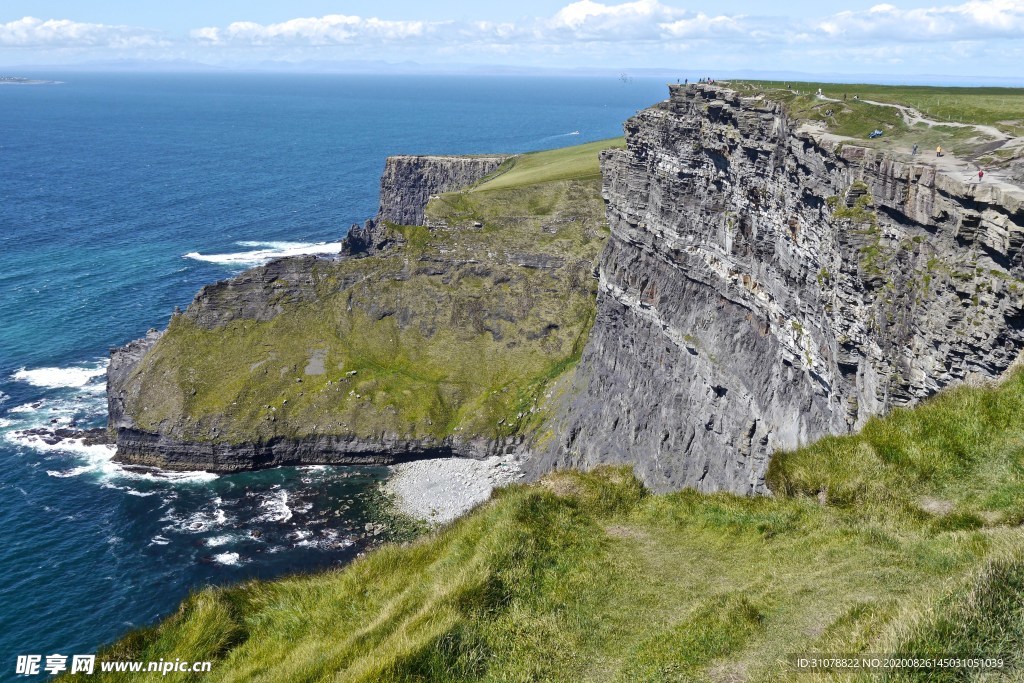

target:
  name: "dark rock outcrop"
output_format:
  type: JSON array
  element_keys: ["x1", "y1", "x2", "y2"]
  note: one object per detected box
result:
[
  {"x1": 341, "y1": 154, "x2": 509, "y2": 257},
  {"x1": 183, "y1": 255, "x2": 324, "y2": 329},
  {"x1": 113, "y1": 429, "x2": 514, "y2": 472},
  {"x1": 377, "y1": 155, "x2": 508, "y2": 226},
  {"x1": 107, "y1": 329, "x2": 162, "y2": 435},
  {"x1": 534, "y1": 84, "x2": 1024, "y2": 494}
]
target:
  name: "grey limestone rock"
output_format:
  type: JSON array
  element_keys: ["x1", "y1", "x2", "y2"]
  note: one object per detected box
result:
[
  {"x1": 533, "y1": 84, "x2": 1024, "y2": 494},
  {"x1": 376, "y1": 155, "x2": 508, "y2": 226}
]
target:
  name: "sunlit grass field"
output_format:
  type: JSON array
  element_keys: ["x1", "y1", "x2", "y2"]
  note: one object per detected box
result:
[
  {"x1": 733, "y1": 81, "x2": 1024, "y2": 135},
  {"x1": 76, "y1": 367, "x2": 1024, "y2": 681}
]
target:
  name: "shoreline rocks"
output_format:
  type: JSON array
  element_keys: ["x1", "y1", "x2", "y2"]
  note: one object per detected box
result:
[{"x1": 382, "y1": 452, "x2": 525, "y2": 526}]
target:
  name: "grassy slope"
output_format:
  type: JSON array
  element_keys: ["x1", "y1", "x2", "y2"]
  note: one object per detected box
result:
[
  {"x1": 126, "y1": 140, "x2": 618, "y2": 444},
  {"x1": 472, "y1": 138, "x2": 625, "y2": 191},
  {"x1": 80, "y1": 367, "x2": 1024, "y2": 682}
]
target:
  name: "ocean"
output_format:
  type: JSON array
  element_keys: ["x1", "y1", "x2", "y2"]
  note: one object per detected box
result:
[{"x1": 0, "y1": 72, "x2": 669, "y2": 664}]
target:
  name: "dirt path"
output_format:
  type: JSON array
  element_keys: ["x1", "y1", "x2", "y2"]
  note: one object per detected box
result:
[
  {"x1": 810, "y1": 93, "x2": 1024, "y2": 195},
  {"x1": 858, "y1": 97, "x2": 1009, "y2": 142},
  {"x1": 816, "y1": 91, "x2": 1010, "y2": 143}
]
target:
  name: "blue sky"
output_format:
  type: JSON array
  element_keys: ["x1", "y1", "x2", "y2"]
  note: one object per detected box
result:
[{"x1": 3, "y1": 0, "x2": 1024, "y2": 79}]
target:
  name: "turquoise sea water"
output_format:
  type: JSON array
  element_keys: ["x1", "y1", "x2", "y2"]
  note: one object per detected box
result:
[{"x1": 0, "y1": 72, "x2": 669, "y2": 667}]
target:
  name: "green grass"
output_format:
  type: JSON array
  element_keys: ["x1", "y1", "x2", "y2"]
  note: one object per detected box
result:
[
  {"x1": 473, "y1": 137, "x2": 625, "y2": 192},
  {"x1": 124, "y1": 138, "x2": 620, "y2": 446},
  {"x1": 767, "y1": 364, "x2": 1024, "y2": 528},
  {"x1": 77, "y1": 368, "x2": 1024, "y2": 681},
  {"x1": 754, "y1": 87, "x2": 909, "y2": 139}
]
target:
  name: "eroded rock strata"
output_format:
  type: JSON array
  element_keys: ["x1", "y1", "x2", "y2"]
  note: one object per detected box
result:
[{"x1": 534, "y1": 84, "x2": 1024, "y2": 494}]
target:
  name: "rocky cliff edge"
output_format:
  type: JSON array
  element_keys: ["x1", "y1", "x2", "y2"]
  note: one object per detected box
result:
[{"x1": 534, "y1": 83, "x2": 1024, "y2": 494}]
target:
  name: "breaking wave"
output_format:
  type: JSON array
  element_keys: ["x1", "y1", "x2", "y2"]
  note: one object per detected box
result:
[
  {"x1": 11, "y1": 363, "x2": 107, "y2": 389},
  {"x1": 183, "y1": 240, "x2": 341, "y2": 266}
]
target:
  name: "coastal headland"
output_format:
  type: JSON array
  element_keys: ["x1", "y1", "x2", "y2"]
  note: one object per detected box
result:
[{"x1": 76, "y1": 81, "x2": 1024, "y2": 681}]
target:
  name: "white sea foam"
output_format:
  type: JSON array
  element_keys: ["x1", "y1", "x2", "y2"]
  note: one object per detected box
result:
[
  {"x1": 257, "y1": 488, "x2": 293, "y2": 522},
  {"x1": 47, "y1": 465, "x2": 95, "y2": 478},
  {"x1": 101, "y1": 482, "x2": 158, "y2": 497},
  {"x1": 163, "y1": 502, "x2": 231, "y2": 534},
  {"x1": 12, "y1": 363, "x2": 107, "y2": 388},
  {"x1": 130, "y1": 468, "x2": 219, "y2": 485},
  {"x1": 290, "y1": 528, "x2": 355, "y2": 550},
  {"x1": 212, "y1": 552, "x2": 242, "y2": 566},
  {"x1": 205, "y1": 534, "x2": 235, "y2": 547},
  {"x1": 184, "y1": 240, "x2": 341, "y2": 266},
  {"x1": 7, "y1": 429, "x2": 217, "y2": 484},
  {"x1": 10, "y1": 431, "x2": 117, "y2": 462},
  {"x1": 149, "y1": 535, "x2": 171, "y2": 546},
  {"x1": 9, "y1": 403, "x2": 42, "y2": 414},
  {"x1": 0, "y1": 391, "x2": 8, "y2": 405},
  {"x1": 6, "y1": 357, "x2": 219, "y2": 485}
]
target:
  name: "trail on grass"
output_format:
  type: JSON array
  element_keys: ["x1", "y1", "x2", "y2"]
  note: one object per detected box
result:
[{"x1": 810, "y1": 91, "x2": 1024, "y2": 191}]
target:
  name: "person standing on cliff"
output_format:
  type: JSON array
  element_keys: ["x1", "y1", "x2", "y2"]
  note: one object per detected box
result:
[
  {"x1": 978, "y1": 169, "x2": 985, "y2": 182},
  {"x1": 936, "y1": 146, "x2": 943, "y2": 157},
  {"x1": 912, "y1": 144, "x2": 918, "y2": 155}
]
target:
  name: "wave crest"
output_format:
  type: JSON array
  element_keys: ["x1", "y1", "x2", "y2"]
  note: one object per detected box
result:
[
  {"x1": 12, "y1": 363, "x2": 107, "y2": 389},
  {"x1": 184, "y1": 240, "x2": 341, "y2": 266}
]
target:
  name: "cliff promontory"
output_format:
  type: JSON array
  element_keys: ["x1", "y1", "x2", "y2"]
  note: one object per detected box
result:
[
  {"x1": 109, "y1": 84, "x2": 1024, "y2": 496},
  {"x1": 535, "y1": 83, "x2": 1024, "y2": 493},
  {"x1": 108, "y1": 143, "x2": 616, "y2": 471}
]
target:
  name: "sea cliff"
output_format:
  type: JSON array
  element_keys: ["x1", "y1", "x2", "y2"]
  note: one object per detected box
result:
[
  {"x1": 535, "y1": 83, "x2": 1024, "y2": 493},
  {"x1": 108, "y1": 85, "x2": 1024, "y2": 495}
]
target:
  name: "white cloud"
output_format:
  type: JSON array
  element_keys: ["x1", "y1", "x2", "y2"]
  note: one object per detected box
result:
[
  {"x1": 816, "y1": 0, "x2": 1024, "y2": 41},
  {"x1": 187, "y1": 2, "x2": 744, "y2": 48},
  {"x1": 548, "y1": 0, "x2": 680, "y2": 37},
  {"x1": 0, "y1": 16, "x2": 164, "y2": 48},
  {"x1": 2, "y1": 1, "x2": 1023, "y2": 75},
  {"x1": 190, "y1": 14, "x2": 441, "y2": 46},
  {"x1": 660, "y1": 13, "x2": 745, "y2": 38},
  {"x1": 180, "y1": 0, "x2": 1024, "y2": 53}
]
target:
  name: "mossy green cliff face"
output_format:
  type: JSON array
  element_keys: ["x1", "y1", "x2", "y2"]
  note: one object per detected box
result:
[{"x1": 108, "y1": 141, "x2": 622, "y2": 471}]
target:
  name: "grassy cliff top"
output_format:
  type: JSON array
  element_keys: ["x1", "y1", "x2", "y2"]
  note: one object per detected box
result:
[
  {"x1": 84, "y1": 365, "x2": 1024, "y2": 681},
  {"x1": 730, "y1": 80, "x2": 1024, "y2": 165},
  {"x1": 734, "y1": 81, "x2": 1024, "y2": 134},
  {"x1": 123, "y1": 138, "x2": 620, "y2": 446}
]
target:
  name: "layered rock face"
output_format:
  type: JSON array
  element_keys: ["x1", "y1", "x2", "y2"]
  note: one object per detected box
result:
[
  {"x1": 377, "y1": 155, "x2": 508, "y2": 226},
  {"x1": 535, "y1": 84, "x2": 1024, "y2": 494},
  {"x1": 107, "y1": 329, "x2": 162, "y2": 438},
  {"x1": 342, "y1": 155, "x2": 508, "y2": 256}
]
